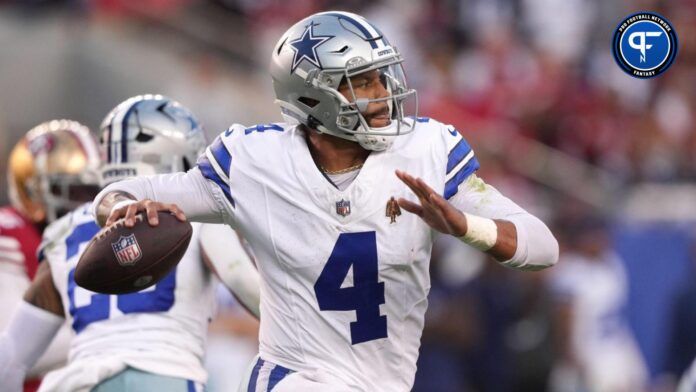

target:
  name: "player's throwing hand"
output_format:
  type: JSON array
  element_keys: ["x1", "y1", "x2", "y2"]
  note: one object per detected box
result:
[
  {"x1": 395, "y1": 170, "x2": 468, "y2": 237},
  {"x1": 106, "y1": 199, "x2": 187, "y2": 228}
]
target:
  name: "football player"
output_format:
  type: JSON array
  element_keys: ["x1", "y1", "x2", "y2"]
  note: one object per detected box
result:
[
  {"x1": 94, "y1": 12, "x2": 559, "y2": 391},
  {"x1": 0, "y1": 120, "x2": 101, "y2": 392},
  {"x1": 0, "y1": 95, "x2": 260, "y2": 392}
]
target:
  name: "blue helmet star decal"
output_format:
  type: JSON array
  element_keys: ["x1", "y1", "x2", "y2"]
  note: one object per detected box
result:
[{"x1": 289, "y1": 22, "x2": 334, "y2": 74}]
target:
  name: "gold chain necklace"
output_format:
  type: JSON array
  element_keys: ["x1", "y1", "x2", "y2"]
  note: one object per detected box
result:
[{"x1": 321, "y1": 163, "x2": 364, "y2": 175}]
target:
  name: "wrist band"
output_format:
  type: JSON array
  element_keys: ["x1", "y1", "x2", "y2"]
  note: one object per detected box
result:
[
  {"x1": 111, "y1": 199, "x2": 136, "y2": 214},
  {"x1": 458, "y1": 213, "x2": 498, "y2": 251}
]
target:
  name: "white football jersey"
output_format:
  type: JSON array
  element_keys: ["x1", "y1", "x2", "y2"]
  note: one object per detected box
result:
[
  {"x1": 96, "y1": 116, "x2": 556, "y2": 391},
  {"x1": 39, "y1": 203, "x2": 215, "y2": 389},
  {"x1": 197, "y1": 118, "x2": 479, "y2": 391}
]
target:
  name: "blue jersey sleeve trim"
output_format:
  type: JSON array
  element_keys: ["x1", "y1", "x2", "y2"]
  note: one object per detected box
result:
[
  {"x1": 210, "y1": 136, "x2": 232, "y2": 174},
  {"x1": 444, "y1": 157, "x2": 480, "y2": 199},
  {"x1": 197, "y1": 155, "x2": 236, "y2": 208},
  {"x1": 446, "y1": 138, "x2": 473, "y2": 175}
]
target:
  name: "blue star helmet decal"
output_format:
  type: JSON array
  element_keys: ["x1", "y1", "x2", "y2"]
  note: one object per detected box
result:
[{"x1": 289, "y1": 22, "x2": 334, "y2": 74}]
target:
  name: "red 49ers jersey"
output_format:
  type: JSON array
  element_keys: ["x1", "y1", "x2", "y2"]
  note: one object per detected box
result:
[{"x1": 0, "y1": 206, "x2": 40, "y2": 279}]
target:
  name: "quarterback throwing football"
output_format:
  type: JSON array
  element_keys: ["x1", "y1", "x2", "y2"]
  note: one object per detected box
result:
[{"x1": 94, "y1": 11, "x2": 559, "y2": 392}]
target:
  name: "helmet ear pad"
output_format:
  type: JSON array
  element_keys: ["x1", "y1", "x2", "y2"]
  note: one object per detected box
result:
[{"x1": 289, "y1": 84, "x2": 344, "y2": 130}]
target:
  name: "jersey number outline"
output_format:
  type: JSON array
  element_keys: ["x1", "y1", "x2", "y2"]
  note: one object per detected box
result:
[
  {"x1": 64, "y1": 222, "x2": 176, "y2": 333},
  {"x1": 314, "y1": 231, "x2": 387, "y2": 344}
]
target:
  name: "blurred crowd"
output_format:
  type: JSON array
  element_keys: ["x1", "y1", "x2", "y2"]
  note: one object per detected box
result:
[
  {"x1": 3, "y1": 0, "x2": 696, "y2": 391},
  {"x1": 200, "y1": 0, "x2": 696, "y2": 185}
]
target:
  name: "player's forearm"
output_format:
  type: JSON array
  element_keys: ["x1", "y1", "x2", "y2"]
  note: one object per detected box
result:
[
  {"x1": 486, "y1": 220, "x2": 517, "y2": 261},
  {"x1": 457, "y1": 214, "x2": 556, "y2": 268},
  {"x1": 23, "y1": 263, "x2": 64, "y2": 317},
  {"x1": 453, "y1": 175, "x2": 558, "y2": 269},
  {"x1": 0, "y1": 301, "x2": 64, "y2": 387},
  {"x1": 497, "y1": 213, "x2": 558, "y2": 270},
  {"x1": 93, "y1": 169, "x2": 226, "y2": 226}
]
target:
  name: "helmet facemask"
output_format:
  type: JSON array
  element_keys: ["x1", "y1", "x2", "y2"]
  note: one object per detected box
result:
[
  {"x1": 330, "y1": 55, "x2": 418, "y2": 151},
  {"x1": 294, "y1": 51, "x2": 418, "y2": 151}
]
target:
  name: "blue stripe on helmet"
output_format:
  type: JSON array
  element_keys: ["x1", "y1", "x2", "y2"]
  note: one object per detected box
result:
[
  {"x1": 106, "y1": 126, "x2": 111, "y2": 162},
  {"x1": 325, "y1": 12, "x2": 378, "y2": 49},
  {"x1": 367, "y1": 21, "x2": 390, "y2": 47},
  {"x1": 120, "y1": 101, "x2": 140, "y2": 163}
]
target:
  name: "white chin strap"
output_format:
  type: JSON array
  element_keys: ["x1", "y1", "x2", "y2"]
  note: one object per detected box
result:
[
  {"x1": 275, "y1": 99, "x2": 396, "y2": 151},
  {"x1": 354, "y1": 122, "x2": 397, "y2": 151}
]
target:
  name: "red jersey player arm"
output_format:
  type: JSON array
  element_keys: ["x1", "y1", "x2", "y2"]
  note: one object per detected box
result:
[
  {"x1": 23, "y1": 263, "x2": 63, "y2": 317},
  {"x1": 0, "y1": 207, "x2": 41, "y2": 280}
]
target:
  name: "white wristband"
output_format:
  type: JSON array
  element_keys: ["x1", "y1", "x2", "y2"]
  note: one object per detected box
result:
[
  {"x1": 111, "y1": 199, "x2": 137, "y2": 214},
  {"x1": 458, "y1": 213, "x2": 498, "y2": 251}
]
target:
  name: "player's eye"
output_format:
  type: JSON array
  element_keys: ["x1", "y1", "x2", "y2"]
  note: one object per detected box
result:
[{"x1": 352, "y1": 80, "x2": 368, "y2": 89}]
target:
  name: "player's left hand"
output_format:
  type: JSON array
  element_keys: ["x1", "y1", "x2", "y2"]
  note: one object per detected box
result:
[{"x1": 395, "y1": 170, "x2": 468, "y2": 237}]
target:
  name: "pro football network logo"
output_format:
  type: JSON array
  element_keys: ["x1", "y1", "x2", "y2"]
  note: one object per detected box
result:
[
  {"x1": 612, "y1": 12, "x2": 677, "y2": 78},
  {"x1": 112, "y1": 234, "x2": 143, "y2": 266}
]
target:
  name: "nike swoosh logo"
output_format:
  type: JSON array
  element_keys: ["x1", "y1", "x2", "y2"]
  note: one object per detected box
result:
[{"x1": 448, "y1": 128, "x2": 458, "y2": 136}]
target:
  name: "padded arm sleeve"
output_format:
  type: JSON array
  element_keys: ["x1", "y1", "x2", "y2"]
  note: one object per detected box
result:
[
  {"x1": 92, "y1": 168, "x2": 234, "y2": 226},
  {"x1": 0, "y1": 301, "x2": 64, "y2": 391},
  {"x1": 450, "y1": 175, "x2": 559, "y2": 270},
  {"x1": 199, "y1": 224, "x2": 260, "y2": 318}
]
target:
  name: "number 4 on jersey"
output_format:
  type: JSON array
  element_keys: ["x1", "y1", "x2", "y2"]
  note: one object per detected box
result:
[{"x1": 314, "y1": 231, "x2": 387, "y2": 344}]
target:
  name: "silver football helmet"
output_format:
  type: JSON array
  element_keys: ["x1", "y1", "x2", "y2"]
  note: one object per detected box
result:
[
  {"x1": 99, "y1": 94, "x2": 207, "y2": 187},
  {"x1": 270, "y1": 11, "x2": 418, "y2": 151}
]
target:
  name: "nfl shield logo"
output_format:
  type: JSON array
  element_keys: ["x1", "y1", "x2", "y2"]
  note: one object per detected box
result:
[
  {"x1": 111, "y1": 234, "x2": 143, "y2": 266},
  {"x1": 335, "y1": 199, "x2": 351, "y2": 217}
]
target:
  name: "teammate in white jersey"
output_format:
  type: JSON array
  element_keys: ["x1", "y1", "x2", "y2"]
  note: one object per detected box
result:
[
  {"x1": 94, "y1": 12, "x2": 559, "y2": 392},
  {"x1": 0, "y1": 96, "x2": 260, "y2": 392}
]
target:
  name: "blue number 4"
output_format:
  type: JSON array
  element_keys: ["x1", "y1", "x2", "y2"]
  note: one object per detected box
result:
[{"x1": 314, "y1": 232, "x2": 387, "y2": 344}]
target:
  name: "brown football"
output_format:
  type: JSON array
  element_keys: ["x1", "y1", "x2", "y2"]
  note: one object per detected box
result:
[{"x1": 75, "y1": 212, "x2": 192, "y2": 294}]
